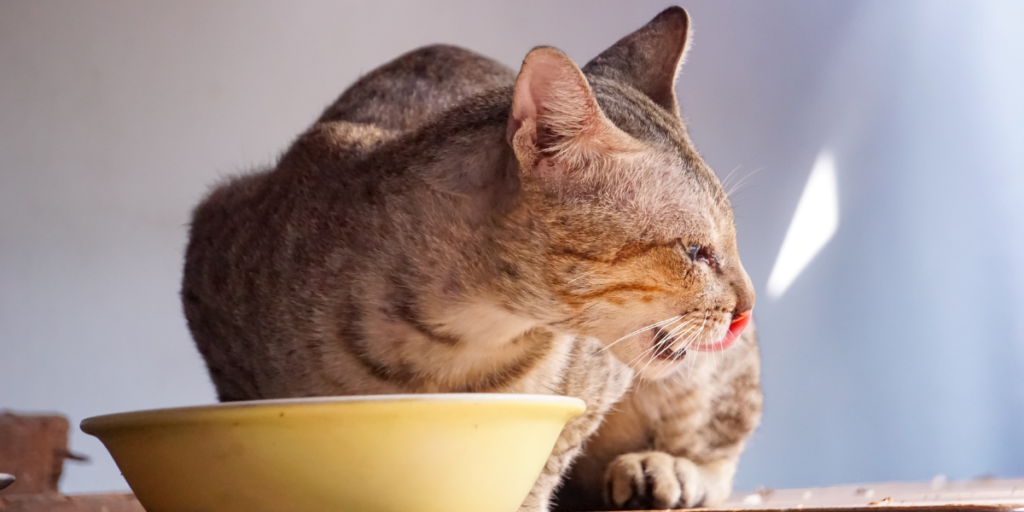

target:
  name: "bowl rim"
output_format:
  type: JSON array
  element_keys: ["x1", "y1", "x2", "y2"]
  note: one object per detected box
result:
[{"x1": 80, "y1": 393, "x2": 586, "y2": 434}]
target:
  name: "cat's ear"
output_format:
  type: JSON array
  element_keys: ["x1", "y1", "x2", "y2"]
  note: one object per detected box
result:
[
  {"x1": 583, "y1": 6, "x2": 690, "y2": 114},
  {"x1": 508, "y1": 47, "x2": 633, "y2": 171}
]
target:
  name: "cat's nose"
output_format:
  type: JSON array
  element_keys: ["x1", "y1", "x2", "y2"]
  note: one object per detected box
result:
[
  {"x1": 730, "y1": 272, "x2": 755, "y2": 318},
  {"x1": 733, "y1": 286, "x2": 754, "y2": 317}
]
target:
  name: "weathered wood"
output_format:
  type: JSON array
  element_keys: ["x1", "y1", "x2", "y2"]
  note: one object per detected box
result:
[
  {"x1": 705, "y1": 478, "x2": 1024, "y2": 511},
  {"x1": 0, "y1": 493, "x2": 144, "y2": 512},
  {"x1": 0, "y1": 412, "x2": 71, "y2": 495},
  {"x1": 1, "y1": 480, "x2": 1022, "y2": 512}
]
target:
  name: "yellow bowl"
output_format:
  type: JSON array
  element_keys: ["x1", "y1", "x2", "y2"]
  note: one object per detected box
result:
[{"x1": 81, "y1": 394, "x2": 585, "y2": 512}]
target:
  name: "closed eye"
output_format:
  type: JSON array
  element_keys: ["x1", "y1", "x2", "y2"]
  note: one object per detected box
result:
[{"x1": 675, "y1": 240, "x2": 718, "y2": 267}]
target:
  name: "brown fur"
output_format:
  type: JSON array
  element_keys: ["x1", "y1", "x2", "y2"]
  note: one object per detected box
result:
[{"x1": 182, "y1": 8, "x2": 761, "y2": 511}]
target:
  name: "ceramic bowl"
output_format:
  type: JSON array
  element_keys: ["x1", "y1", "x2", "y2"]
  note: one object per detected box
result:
[{"x1": 81, "y1": 394, "x2": 585, "y2": 512}]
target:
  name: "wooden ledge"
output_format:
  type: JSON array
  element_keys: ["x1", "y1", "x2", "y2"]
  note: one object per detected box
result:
[
  {"x1": 0, "y1": 493, "x2": 143, "y2": 512},
  {"x1": 701, "y1": 478, "x2": 1024, "y2": 511},
  {"x1": 0, "y1": 479, "x2": 1020, "y2": 512}
]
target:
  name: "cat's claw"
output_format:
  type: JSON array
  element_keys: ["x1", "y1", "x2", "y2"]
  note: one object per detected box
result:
[{"x1": 604, "y1": 451, "x2": 729, "y2": 509}]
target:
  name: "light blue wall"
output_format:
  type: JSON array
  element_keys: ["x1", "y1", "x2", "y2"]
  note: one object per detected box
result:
[
  {"x1": 1, "y1": 0, "x2": 1021, "y2": 494},
  {"x1": 677, "y1": 0, "x2": 1024, "y2": 489}
]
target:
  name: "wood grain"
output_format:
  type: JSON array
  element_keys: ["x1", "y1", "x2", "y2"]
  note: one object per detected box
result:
[{"x1": 0, "y1": 413, "x2": 71, "y2": 495}]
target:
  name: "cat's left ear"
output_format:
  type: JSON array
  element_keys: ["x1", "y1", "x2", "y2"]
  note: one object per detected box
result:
[
  {"x1": 508, "y1": 46, "x2": 635, "y2": 173},
  {"x1": 583, "y1": 6, "x2": 691, "y2": 114}
]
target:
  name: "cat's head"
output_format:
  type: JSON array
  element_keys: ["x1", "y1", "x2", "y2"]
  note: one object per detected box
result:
[{"x1": 507, "y1": 7, "x2": 754, "y2": 379}]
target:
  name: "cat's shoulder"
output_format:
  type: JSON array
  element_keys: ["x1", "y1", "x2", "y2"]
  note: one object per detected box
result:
[{"x1": 317, "y1": 44, "x2": 515, "y2": 133}]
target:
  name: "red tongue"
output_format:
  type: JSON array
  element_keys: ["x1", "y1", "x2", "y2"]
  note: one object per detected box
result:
[
  {"x1": 692, "y1": 311, "x2": 751, "y2": 352},
  {"x1": 728, "y1": 312, "x2": 751, "y2": 339}
]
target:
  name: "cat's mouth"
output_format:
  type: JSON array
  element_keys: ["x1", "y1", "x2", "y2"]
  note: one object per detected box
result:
[
  {"x1": 652, "y1": 327, "x2": 688, "y2": 360},
  {"x1": 690, "y1": 311, "x2": 751, "y2": 352},
  {"x1": 647, "y1": 310, "x2": 751, "y2": 360}
]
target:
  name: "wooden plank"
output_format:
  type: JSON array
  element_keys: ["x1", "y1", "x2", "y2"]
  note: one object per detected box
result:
[
  {"x1": 0, "y1": 479, "x2": 1019, "y2": 511},
  {"x1": 0, "y1": 413, "x2": 71, "y2": 495},
  {"x1": 691, "y1": 478, "x2": 1024, "y2": 511},
  {"x1": 0, "y1": 493, "x2": 144, "y2": 512}
]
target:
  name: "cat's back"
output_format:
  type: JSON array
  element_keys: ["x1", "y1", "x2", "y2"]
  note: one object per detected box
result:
[
  {"x1": 188, "y1": 43, "x2": 515, "y2": 239},
  {"x1": 317, "y1": 44, "x2": 515, "y2": 133},
  {"x1": 182, "y1": 44, "x2": 515, "y2": 399},
  {"x1": 186, "y1": 44, "x2": 515, "y2": 287}
]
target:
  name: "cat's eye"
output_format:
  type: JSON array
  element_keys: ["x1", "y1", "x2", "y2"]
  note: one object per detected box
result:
[{"x1": 676, "y1": 240, "x2": 717, "y2": 267}]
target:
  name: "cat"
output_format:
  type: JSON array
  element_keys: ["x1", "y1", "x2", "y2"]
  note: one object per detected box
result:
[{"x1": 181, "y1": 7, "x2": 761, "y2": 511}]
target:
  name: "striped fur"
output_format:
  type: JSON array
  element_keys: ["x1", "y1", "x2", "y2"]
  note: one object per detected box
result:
[{"x1": 182, "y1": 7, "x2": 760, "y2": 511}]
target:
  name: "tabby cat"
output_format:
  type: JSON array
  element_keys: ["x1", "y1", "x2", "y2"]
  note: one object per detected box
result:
[{"x1": 182, "y1": 7, "x2": 762, "y2": 511}]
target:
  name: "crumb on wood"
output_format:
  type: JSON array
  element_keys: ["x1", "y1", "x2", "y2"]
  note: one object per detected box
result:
[
  {"x1": 855, "y1": 487, "x2": 876, "y2": 498},
  {"x1": 869, "y1": 496, "x2": 893, "y2": 506}
]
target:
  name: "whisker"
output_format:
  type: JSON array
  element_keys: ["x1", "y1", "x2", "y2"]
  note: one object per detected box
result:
[
  {"x1": 549, "y1": 303, "x2": 598, "y2": 329},
  {"x1": 624, "y1": 324, "x2": 677, "y2": 368},
  {"x1": 672, "y1": 311, "x2": 707, "y2": 369},
  {"x1": 700, "y1": 313, "x2": 719, "y2": 373},
  {"x1": 566, "y1": 269, "x2": 599, "y2": 285},
  {"x1": 670, "y1": 366, "x2": 689, "y2": 384},
  {"x1": 676, "y1": 312, "x2": 710, "y2": 378},
  {"x1": 637, "y1": 341, "x2": 673, "y2": 382},
  {"x1": 622, "y1": 319, "x2": 686, "y2": 387},
  {"x1": 636, "y1": 318, "x2": 696, "y2": 383},
  {"x1": 625, "y1": 338, "x2": 663, "y2": 366},
  {"x1": 658, "y1": 318, "x2": 694, "y2": 347},
  {"x1": 666, "y1": 321, "x2": 700, "y2": 348},
  {"x1": 726, "y1": 167, "x2": 763, "y2": 198},
  {"x1": 685, "y1": 311, "x2": 709, "y2": 350},
  {"x1": 720, "y1": 165, "x2": 743, "y2": 191},
  {"x1": 726, "y1": 168, "x2": 757, "y2": 197},
  {"x1": 601, "y1": 315, "x2": 682, "y2": 353},
  {"x1": 687, "y1": 325, "x2": 701, "y2": 375},
  {"x1": 624, "y1": 343, "x2": 662, "y2": 372}
]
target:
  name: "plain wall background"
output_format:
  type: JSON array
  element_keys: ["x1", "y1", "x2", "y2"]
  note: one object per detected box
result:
[{"x1": 2, "y1": 0, "x2": 1022, "y2": 494}]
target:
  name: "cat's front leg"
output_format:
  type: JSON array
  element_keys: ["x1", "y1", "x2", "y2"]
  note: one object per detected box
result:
[
  {"x1": 596, "y1": 324, "x2": 762, "y2": 510},
  {"x1": 518, "y1": 336, "x2": 633, "y2": 512},
  {"x1": 604, "y1": 452, "x2": 736, "y2": 509},
  {"x1": 518, "y1": 414, "x2": 600, "y2": 512}
]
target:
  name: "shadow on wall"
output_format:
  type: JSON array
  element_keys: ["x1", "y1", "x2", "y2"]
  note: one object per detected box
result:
[{"x1": 705, "y1": 0, "x2": 1024, "y2": 490}]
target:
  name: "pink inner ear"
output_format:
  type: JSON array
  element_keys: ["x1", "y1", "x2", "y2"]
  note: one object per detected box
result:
[
  {"x1": 511, "y1": 64, "x2": 539, "y2": 124},
  {"x1": 510, "y1": 48, "x2": 598, "y2": 145},
  {"x1": 510, "y1": 48, "x2": 638, "y2": 165},
  {"x1": 508, "y1": 59, "x2": 539, "y2": 147},
  {"x1": 526, "y1": 59, "x2": 572, "y2": 113}
]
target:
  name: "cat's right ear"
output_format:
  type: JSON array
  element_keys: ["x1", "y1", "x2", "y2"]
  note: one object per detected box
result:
[
  {"x1": 507, "y1": 47, "x2": 635, "y2": 174},
  {"x1": 582, "y1": 7, "x2": 690, "y2": 114}
]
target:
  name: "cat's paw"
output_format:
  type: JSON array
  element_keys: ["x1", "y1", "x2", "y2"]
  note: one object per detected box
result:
[{"x1": 603, "y1": 451, "x2": 729, "y2": 509}]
